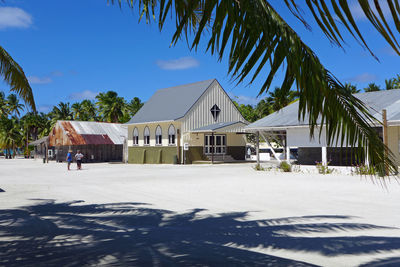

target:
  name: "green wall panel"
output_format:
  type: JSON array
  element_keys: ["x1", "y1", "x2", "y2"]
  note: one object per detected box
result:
[{"x1": 128, "y1": 146, "x2": 177, "y2": 164}]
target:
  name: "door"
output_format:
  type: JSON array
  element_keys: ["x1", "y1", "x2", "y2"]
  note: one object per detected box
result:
[{"x1": 204, "y1": 134, "x2": 226, "y2": 154}]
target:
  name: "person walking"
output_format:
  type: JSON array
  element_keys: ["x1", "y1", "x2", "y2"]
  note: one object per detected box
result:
[
  {"x1": 66, "y1": 150, "x2": 73, "y2": 170},
  {"x1": 75, "y1": 150, "x2": 84, "y2": 170}
]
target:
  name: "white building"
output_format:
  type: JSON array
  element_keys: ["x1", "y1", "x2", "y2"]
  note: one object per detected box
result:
[{"x1": 246, "y1": 90, "x2": 400, "y2": 167}]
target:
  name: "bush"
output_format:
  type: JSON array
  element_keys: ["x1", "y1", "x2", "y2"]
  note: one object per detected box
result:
[
  {"x1": 254, "y1": 164, "x2": 265, "y2": 171},
  {"x1": 279, "y1": 161, "x2": 292, "y2": 172},
  {"x1": 316, "y1": 161, "x2": 333, "y2": 174},
  {"x1": 352, "y1": 164, "x2": 377, "y2": 176}
]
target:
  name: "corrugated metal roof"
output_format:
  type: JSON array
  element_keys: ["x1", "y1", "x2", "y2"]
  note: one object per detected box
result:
[
  {"x1": 126, "y1": 79, "x2": 216, "y2": 124},
  {"x1": 246, "y1": 89, "x2": 400, "y2": 129},
  {"x1": 191, "y1": 121, "x2": 247, "y2": 132},
  {"x1": 58, "y1": 121, "x2": 127, "y2": 145},
  {"x1": 28, "y1": 136, "x2": 48, "y2": 146}
]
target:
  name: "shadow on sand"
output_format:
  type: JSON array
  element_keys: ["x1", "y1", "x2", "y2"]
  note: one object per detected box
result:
[{"x1": 1, "y1": 200, "x2": 400, "y2": 266}]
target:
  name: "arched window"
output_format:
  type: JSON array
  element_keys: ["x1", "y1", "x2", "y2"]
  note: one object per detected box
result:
[
  {"x1": 168, "y1": 124, "x2": 176, "y2": 145},
  {"x1": 133, "y1": 127, "x2": 139, "y2": 145},
  {"x1": 144, "y1": 126, "x2": 150, "y2": 145},
  {"x1": 155, "y1": 125, "x2": 162, "y2": 145}
]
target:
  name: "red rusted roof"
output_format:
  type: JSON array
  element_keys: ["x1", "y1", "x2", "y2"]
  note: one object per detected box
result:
[
  {"x1": 81, "y1": 134, "x2": 114, "y2": 145},
  {"x1": 61, "y1": 121, "x2": 86, "y2": 145}
]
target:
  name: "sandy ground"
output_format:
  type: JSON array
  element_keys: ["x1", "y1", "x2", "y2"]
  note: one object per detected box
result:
[{"x1": 1, "y1": 159, "x2": 400, "y2": 266}]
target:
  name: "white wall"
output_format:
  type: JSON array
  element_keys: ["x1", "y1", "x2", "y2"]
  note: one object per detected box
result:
[
  {"x1": 287, "y1": 127, "x2": 328, "y2": 147},
  {"x1": 182, "y1": 81, "x2": 245, "y2": 132}
]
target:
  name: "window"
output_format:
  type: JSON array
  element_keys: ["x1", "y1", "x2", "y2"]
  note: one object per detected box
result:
[
  {"x1": 144, "y1": 126, "x2": 150, "y2": 145},
  {"x1": 133, "y1": 127, "x2": 139, "y2": 145},
  {"x1": 210, "y1": 104, "x2": 221, "y2": 121},
  {"x1": 168, "y1": 124, "x2": 176, "y2": 145},
  {"x1": 155, "y1": 125, "x2": 162, "y2": 145}
]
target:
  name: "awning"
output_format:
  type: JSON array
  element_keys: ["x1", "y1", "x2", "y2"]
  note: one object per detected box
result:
[
  {"x1": 28, "y1": 136, "x2": 49, "y2": 146},
  {"x1": 190, "y1": 121, "x2": 248, "y2": 133}
]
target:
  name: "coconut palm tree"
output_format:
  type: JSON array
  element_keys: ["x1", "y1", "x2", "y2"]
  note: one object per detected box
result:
[
  {"x1": 266, "y1": 87, "x2": 298, "y2": 112},
  {"x1": 110, "y1": 0, "x2": 400, "y2": 174},
  {"x1": 71, "y1": 102, "x2": 84, "y2": 120},
  {"x1": 0, "y1": 116, "x2": 23, "y2": 158},
  {"x1": 0, "y1": 91, "x2": 9, "y2": 117},
  {"x1": 364, "y1": 83, "x2": 381, "y2": 92},
  {"x1": 0, "y1": 46, "x2": 35, "y2": 111},
  {"x1": 81, "y1": 99, "x2": 98, "y2": 121},
  {"x1": 6, "y1": 94, "x2": 25, "y2": 117},
  {"x1": 50, "y1": 102, "x2": 73, "y2": 123},
  {"x1": 344, "y1": 83, "x2": 360, "y2": 94},
  {"x1": 96, "y1": 91, "x2": 125, "y2": 123},
  {"x1": 126, "y1": 97, "x2": 144, "y2": 117}
]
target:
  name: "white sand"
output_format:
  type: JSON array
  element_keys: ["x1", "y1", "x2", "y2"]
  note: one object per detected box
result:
[{"x1": 1, "y1": 159, "x2": 400, "y2": 266}]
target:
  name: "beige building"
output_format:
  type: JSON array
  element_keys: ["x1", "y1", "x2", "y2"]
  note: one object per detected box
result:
[{"x1": 125, "y1": 79, "x2": 248, "y2": 164}]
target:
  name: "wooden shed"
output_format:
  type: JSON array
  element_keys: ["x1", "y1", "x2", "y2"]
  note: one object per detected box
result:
[{"x1": 48, "y1": 121, "x2": 127, "y2": 163}]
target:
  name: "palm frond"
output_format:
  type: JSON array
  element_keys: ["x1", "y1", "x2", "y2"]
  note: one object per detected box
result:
[{"x1": 0, "y1": 46, "x2": 35, "y2": 111}]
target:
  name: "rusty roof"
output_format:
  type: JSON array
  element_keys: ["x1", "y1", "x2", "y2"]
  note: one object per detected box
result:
[{"x1": 55, "y1": 121, "x2": 126, "y2": 145}]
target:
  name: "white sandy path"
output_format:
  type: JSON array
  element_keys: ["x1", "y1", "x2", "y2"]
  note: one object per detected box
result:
[{"x1": 1, "y1": 159, "x2": 400, "y2": 266}]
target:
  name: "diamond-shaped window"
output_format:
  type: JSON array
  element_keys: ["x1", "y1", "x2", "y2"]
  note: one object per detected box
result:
[{"x1": 210, "y1": 104, "x2": 221, "y2": 121}]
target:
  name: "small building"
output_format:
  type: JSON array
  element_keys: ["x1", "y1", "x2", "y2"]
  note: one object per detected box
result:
[
  {"x1": 125, "y1": 79, "x2": 248, "y2": 164},
  {"x1": 246, "y1": 90, "x2": 400, "y2": 167},
  {"x1": 29, "y1": 136, "x2": 49, "y2": 159},
  {"x1": 48, "y1": 120, "x2": 127, "y2": 163}
]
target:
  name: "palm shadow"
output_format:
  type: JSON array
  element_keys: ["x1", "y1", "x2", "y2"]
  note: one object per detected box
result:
[{"x1": 0, "y1": 200, "x2": 399, "y2": 266}]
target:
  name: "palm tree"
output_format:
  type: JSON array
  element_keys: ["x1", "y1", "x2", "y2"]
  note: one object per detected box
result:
[
  {"x1": 50, "y1": 102, "x2": 73, "y2": 123},
  {"x1": 0, "y1": 116, "x2": 23, "y2": 158},
  {"x1": 71, "y1": 102, "x2": 84, "y2": 120},
  {"x1": 266, "y1": 87, "x2": 298, "y2": 112},
  {"x1": 96, "y1": 91, "x2": 125, "y2": 123},
  {"x1": 81, "y1": 99, "x2": 98, "y2": 121},
  {"x1": 344, "y1": 83, "x2": 360, "y2": 94},
  {"x1": 110, "y1": 0, "x2": 400, "y2": 174},
  {"x1": 6, "y1": 94, "x2": 25, "y2": 117},
  {"x1": 126, "y1": 97, "x2": 144, "y2": 117},
  {"x1": 364, "y1": 83, "x2": 381, "y2": 92},
  {"x1": 0, "y1": 91, "x2": 9, "y2": 117},
  {"x1": 0, "y1": 46, "x2": 35, "y2": 111},
  {"x1": 385, "y1": 79, "x2": 396, "y2": 90}
]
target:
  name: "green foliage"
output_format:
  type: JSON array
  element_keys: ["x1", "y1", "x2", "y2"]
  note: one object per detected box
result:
[
  {"x1": 253, "y1": 164, "x2": 265, "y2": 171},
  {"x1": 266, "y1": 87, "x2": 298, "y2": 112},
  {"x1": 352, "y1": 164, "x2": 377, "y2": 176},
  {"x1": 279, "y1": 161, "x2": 292, "y2": 172},
  {"x1": 316, "y1": 161, "x2": 334, "y2": 175},
  {"x1": 0, "y1": 46, "x2": 35, "y2": 111},
  {"x1": 364, "y1": 83, "x2": 381, "y2": 92},
  {"x1": 344, "y1": 83, "x2": 360, "y2": 94}
]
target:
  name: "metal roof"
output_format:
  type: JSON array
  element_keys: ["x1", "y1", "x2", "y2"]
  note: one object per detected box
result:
[
  {"x1": 126, "y1": 79, "x2": 216, "y2": 124},
  {"x1": 191, "y1": 121, "x2": 248, "y2": 132},
  {"x1": 57, "y1": 121, "x2": 127, "y2": 145},
  {"x1": 29, "y1": 136, "x2": 48, "y2": 146},
  {"x1": 246, "y1": 89, "x2": 400, "y2": 129}
]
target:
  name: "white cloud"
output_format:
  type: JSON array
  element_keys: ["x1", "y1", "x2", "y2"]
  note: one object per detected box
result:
[
  {"x1": 50, "y1": 71, "x2": 63, "y2": 77},
  {"x1": 156, "y1": 56, "x2": 199, "y2": 70},
  {"x1": 28, "y1": 76, "x2": 52, "y2": 84},
  {"x1": 231, "y1": 95, "x2": 259, "y2": 106},
  {"x1": 350, "y1": 1, "x2": 391, "y2": 21},
  {"x1": 0, "y1": 7, "x2": 32, "y2": 30},
  {"x1": 38, "y1": 105, "x2": 52, "y2": 113},
  {"x1": 69, "y1": 90, "x2": 98, "y2": 101},
  {"x1": 347, "y1": 72, "x2": 378, "y2": 83}
]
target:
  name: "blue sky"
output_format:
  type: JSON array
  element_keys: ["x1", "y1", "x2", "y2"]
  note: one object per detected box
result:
[{"x1": 1, "y1": 0, "x2": 399, "y2": 113}]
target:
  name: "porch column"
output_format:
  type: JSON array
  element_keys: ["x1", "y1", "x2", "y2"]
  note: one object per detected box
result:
[
  {"x1": 286, "y1": 145, "x2": 290, "y2": 162},
  {"x1": 322, "y1": 146, "x2": 327, "y2": 165},
  {"x1": 383, "y1": 109, "x2": 389, "y2": 175},
  {"x1": 177, "y1": 129, "x2": 181, "y2": 164},
  {"x1": 256, "y1": 131, "x2": 260, "y2": 165},
  {"x1": 211, "y1": 132, "x2": 214, "y2": 164}
]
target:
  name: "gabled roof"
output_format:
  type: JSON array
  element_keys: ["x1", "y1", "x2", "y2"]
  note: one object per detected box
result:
[
  {"x1": 29, "y1": 136, "x2": 48, "y2": 146},
  {"x1": 126, "y1": 79, "x2": 216, "y2": 124},
  {"x1": 55, "y1": 121, "x2": 127, "y2": 145},
  {"x1": 246, "y1": 89, "x2": 400, "y2": 129}
]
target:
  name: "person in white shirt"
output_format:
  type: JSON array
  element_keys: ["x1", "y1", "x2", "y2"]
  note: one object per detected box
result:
[{"x1": 75, "y1": 150, "x2": 84, "y2": 170}]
